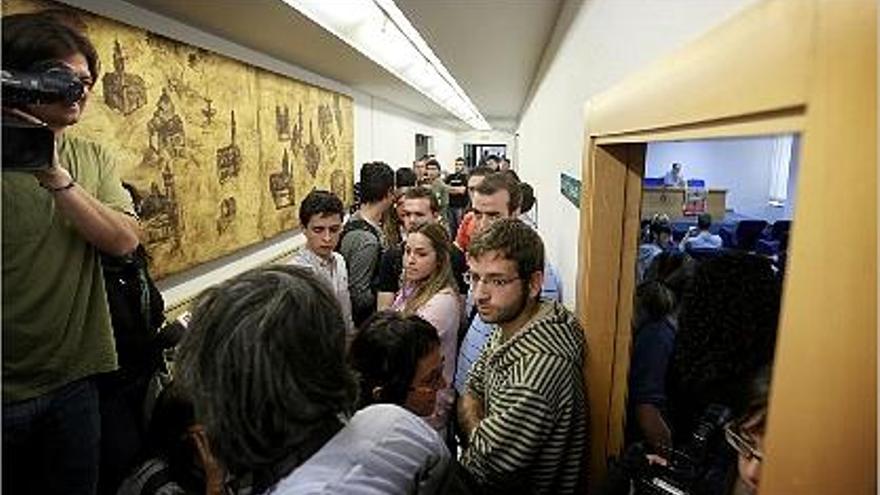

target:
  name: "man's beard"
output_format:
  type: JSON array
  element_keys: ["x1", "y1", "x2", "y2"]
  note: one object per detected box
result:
[{"x1": 481, "y1": 283, "x2": 531, "y2": 325}]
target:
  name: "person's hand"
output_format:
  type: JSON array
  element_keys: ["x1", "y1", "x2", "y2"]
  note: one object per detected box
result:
[{"x1": 189, "y1": 426, "x2": 226, "y2": 495}]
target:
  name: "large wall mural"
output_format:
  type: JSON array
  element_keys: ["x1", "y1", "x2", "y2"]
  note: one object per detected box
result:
[{"x1": 5, "y1": 0, "x2": 354, "y2": 279}]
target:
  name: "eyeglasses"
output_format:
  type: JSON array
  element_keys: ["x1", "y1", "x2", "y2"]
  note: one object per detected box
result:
[
  {"x1": 465, "y1": 272, "x2": 521, "y2": 289},
  {"x1": 724, "y1": 423, "x2": 763, "y2": 463},
  {"x1": 409, "y1": 360, "x2": 445, "y2": 393}
]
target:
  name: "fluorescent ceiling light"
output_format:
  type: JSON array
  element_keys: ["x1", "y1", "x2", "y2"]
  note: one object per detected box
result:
[{"x1": 281, "y1": 0, "x2": 491, "y2": 131}]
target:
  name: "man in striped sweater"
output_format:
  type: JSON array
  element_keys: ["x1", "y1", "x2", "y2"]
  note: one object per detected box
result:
[{"x1": 459, "y1": 219, "x2": 587, "y2": 494}]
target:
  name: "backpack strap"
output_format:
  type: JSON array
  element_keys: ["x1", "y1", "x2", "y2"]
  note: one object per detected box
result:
[{"x1": 338, "y1": 218, "x2": 382, "y2": 250}]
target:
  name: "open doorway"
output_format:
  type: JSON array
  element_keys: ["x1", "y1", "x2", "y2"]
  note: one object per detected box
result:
[
  {"x1": 415, "y1": 133, "x2": 433, "y2": 160},
  {"x1": 577, "y1": 2, "x2": 874, "y2": 493},
  {"x1": 623, "y1": 134, "x2": 797, "y2": 494},
  {"x1": 463, "y1": 143, "x2": 507, "y2": 169}
]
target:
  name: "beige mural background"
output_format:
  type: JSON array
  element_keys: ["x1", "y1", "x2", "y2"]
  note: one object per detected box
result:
[{"x1": 4, "y1": 0, "x2": 354, "y2": 279}]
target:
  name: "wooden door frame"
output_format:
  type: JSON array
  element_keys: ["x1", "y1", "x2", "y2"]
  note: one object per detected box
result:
[{"x1": 577, "y1": 1, "x2": 876, "y2": 493}]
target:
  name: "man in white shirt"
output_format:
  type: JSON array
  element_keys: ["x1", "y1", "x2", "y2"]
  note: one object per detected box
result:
[
  {"x1": 291, "y1": 190, "x2": 354, "y2": 334},
  {"x1": 663, "y1": 162, "x2": 686, "y2": 187}
]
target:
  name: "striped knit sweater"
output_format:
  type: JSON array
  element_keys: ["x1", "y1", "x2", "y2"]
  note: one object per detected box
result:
[{"x1": 462, "y1": 300, "x2": 588, "y2": 494}]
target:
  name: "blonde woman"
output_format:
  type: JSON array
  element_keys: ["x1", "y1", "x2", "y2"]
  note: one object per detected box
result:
[{"x1": 391, "y1": 222, "x2": 462, "y2": 432}]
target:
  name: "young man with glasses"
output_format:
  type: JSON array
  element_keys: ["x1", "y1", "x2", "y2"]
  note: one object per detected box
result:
[
  {"x1": 724, "y1": 370, "x2": 769, "y2": 495},
  {"x1": 453, "y1": 172, "x2": 562, "y2": 398},
  {"x1": 457, "y1": 219, "x2": 586, "y2": 494}
]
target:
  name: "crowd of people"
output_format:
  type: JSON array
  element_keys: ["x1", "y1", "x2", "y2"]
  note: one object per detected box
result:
[{"x1": 2, "y1": 11, "x2": 785, "y2": 495}]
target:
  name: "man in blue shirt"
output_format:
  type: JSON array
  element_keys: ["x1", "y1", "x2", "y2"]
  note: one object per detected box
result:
[
  {"x1": 680, "y1": 213, "x2": 723, "y2": 251},
  {"x1": 453, "y1": 172, "x2": 563, "y2": 396}
]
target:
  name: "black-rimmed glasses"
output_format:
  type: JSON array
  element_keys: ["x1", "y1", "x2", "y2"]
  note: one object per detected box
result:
[
  {"x1": 465, "y1": 272, "x2": 521, "y2": 289},
  {"x1": 724, "y1": 423, "x2": 763, "y2": 463}
]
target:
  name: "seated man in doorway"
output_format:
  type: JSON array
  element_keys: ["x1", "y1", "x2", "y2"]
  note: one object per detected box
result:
[
  {"x1": 458, "y1": 220, "x2": 587, "y2": 494},
  {"x1": 679, "y1": 213, "x2": 722, "y2": 252}
]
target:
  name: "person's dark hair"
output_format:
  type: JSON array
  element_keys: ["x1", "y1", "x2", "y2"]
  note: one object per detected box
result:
[
  {"x1": 298, "y1": 189, "x2": 344, "y2": 227},
  {"x1": 469, "y1": 218, "x2": 544, "y2": 281},
  {"x1": 359, "y1": 161, "x2": 394, "y2": 203},
  {"x1": 697, "y1": 213, "x2": 713, "y2": 231},
  {"x1": 500, "y1": 168, "x2": 520, "y2": 182},
  {"x1": 732, "y1": 367, "x2": 771, "y2": 435},
  {"x1": 474, "y1": 172, "x2": 523, "y2": 214},
  {"x1": 519, "y1": 182, "x2": 535, "y2": 214},
  {"x1": 349, "y1": 311, "x2": 440, "y2": 409},
  {"x1": 469, "y1": 165, "x2": 495, "y2": 180},
  {"x1": 403, "y1": 186, "x2": 439, "y2": 213},
  {"x1": 395, "y1": 167, "x2": 417, "y2": 189},
  {"x1": 485, "y1": 154, "x2": 501, "y2": 163},
  {"x1": 455, "y1": 157, "x2": 465, "y2": 163},
  {"x1": 649, "y1": 213, "x2": 672, "y2": 239},
  {"x1": 669, "y1": 252, "x2": 781, "y2": 435},
  {"x1": 419, "y1": 154, "x2": 431, "y2": 162},
  {"x1": 636, "y1": 251, "x2": 694, "y2": 326},
  {"x1": 2, "y1": 12, "x2": 100, "y2": 83},
  {"x1": 175, "y1": 265, "x2": 358, "y2": 479},
  {"x1": 142, "y1": 383, "x2": 203, "y2": 491},
  {"x1": 424, "y1": 159, "x2": 440, "y2": 170}
]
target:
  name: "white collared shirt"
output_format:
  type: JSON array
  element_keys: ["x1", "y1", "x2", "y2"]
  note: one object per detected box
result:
[{"x1": 290, "y1": 247, "x2": 354, "y2": 334}]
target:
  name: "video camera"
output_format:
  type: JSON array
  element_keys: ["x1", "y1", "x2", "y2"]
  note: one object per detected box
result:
[
  {"x1": 603, "y1": 404, "x2": 733, "y2": 495},
  {"x1": 2, "y1": 61, "x2": 86, "y2": 170}
]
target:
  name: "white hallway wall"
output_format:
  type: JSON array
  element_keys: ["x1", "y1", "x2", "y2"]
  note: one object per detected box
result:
[
  {"x1": 60, "y1": 0, "x2": 459, "y2": 304},
  {"x1": 356, "y1": 97, "x2": 459, "y2": 173},
  {"x1": 516, "y1": 0, "x2": 756, "y2": 308}
]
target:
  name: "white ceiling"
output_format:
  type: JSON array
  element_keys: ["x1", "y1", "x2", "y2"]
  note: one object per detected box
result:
[{"x1": 120, "y1": 0, "x2": 564, "y2": 131}]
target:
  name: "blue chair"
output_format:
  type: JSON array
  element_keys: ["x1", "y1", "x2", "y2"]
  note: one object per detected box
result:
[
  {"x1": 644, "y1": 177, "x2": 665, "y2": 187},
  {"x1": 734, "y1": 220, "x2": 768, "y2": 251},
  {"x1": 755, "y1": 220, "x2": 792, "y2": 256},
  {"x1": 719, "y1": 225, "x2": 737, "y2": 248}
]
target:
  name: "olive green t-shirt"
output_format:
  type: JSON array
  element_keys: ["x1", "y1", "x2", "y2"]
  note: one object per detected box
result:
[{"x1": 2, "y1": 135, "x2": 134, "y2": 403}]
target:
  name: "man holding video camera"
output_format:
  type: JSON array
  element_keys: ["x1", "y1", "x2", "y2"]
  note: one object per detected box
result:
[{"x1": 2, "y1": 12, "x2": 141, "y2": 495}]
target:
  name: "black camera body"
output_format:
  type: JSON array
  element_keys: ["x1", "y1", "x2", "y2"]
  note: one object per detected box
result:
[
  {"x1": 2, "y1": 62, "x2": 85, "y2": 107},
  {"x1": 604, "y1": 404, "x2": 733, "y2": 495},
  {"x1": 1, "y1": 62, "x2": 85, "y2": 171}
]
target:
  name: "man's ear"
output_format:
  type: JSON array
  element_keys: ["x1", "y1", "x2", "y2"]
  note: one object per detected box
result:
[
  {"x1": 528, "y1": 270, "x2": 543, "y2": 299},
  {"x1": 371, "y1": 386, "x2": 384, "y2": 401}
]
